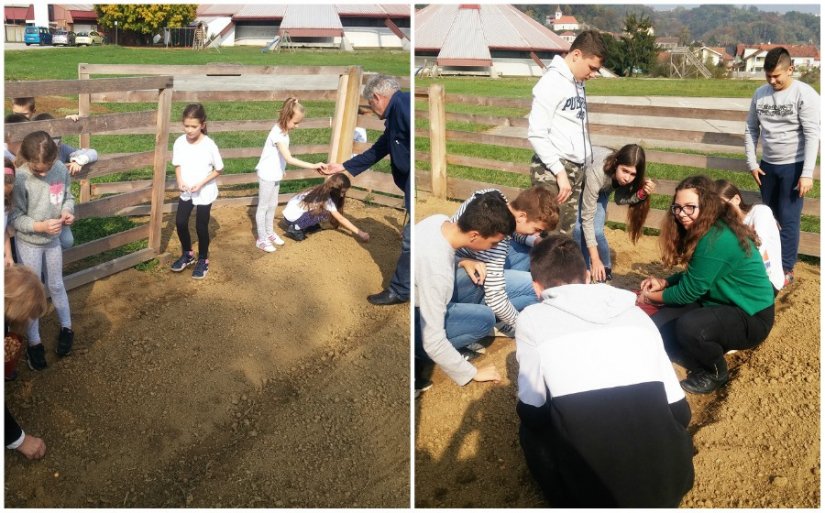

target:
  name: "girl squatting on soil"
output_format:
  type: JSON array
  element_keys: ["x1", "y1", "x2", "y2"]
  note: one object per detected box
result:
[
  {"x1": 170, "y1": 103, "x2": 224, "y2": 279},
  {"x1": 254, "y1": 97, "x2": 327, "y2": 253},
  {"x1": 282, "y1": 173, "x2": 369, "y2": 243},
  {"x1": 638, "y1": 176, "x2": 775, "y2": 394},
  {"x1": 10, "y1": 131, "x2": 75, "y2": 370},
  {"x1": 572, "y1": 144, "x2": 654, "y2": 282}
]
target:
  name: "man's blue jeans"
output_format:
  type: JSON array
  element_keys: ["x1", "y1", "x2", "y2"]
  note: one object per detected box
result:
[
  {"x1": 759, "y1": 160, "x2": 804, "y2": 272},
  {"x1": 414, "y1": 304, "x2": 495, "y2": 361},
  {"x1": 573, "y1": 190, "x2": 611, "y2": 269}
]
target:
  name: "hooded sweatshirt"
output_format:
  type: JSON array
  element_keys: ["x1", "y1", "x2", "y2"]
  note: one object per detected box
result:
[
  {"x1": 515, "y1": 283, "x2": 694, "y2": 507},
  {"x1": 527, "y1": 55, "x2": 593, "y2": 174}
]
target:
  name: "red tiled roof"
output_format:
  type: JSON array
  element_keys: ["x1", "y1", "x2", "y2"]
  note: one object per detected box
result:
[
  {"x1": 553, "y1": 15, "x2": 578, "y2": 25},
  {"x1": 4, "y1": 6, "x2": 28, "y2": 21},
  {"x1": 69, "y1": 10, "x2": 97, "y2": 21},
  {"x1": 742, "y1": 44, "x2": 820, "y2": 60}
]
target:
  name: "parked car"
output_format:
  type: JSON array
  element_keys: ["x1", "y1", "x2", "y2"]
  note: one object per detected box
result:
[
  {"x1": 75, "y1": 31, "x2": 102, "y2": 46},
  {"x1": 23, "y1": 26, "x2": 53, "y2": 46},
  {"x1": 52, "y1": 30, "x2": 76, "y2": 46}
]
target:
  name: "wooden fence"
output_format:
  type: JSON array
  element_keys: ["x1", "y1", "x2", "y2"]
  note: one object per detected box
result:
[
  {"x1": 416, "y1": 84, "x2": 820, "y2": 257},
  {"x1": 5, "y1": 65, "x2": 407, "y2": 290}
]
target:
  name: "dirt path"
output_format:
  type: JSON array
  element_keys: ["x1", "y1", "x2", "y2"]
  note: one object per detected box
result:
[
  {"x1": 414, "y1": 194, "x2": 820, "y2": 508},
  {"x1": 5, "y1": 200, "x2": 410, "y2": 507}
]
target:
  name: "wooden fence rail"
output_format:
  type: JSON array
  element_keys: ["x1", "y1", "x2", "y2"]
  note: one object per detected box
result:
[
  {"x1": 419, "y1": 87, "x2": 820, "y2": 257},
  {"x1": 5, "y1": 65, "x2": 403, "y2": 291}
]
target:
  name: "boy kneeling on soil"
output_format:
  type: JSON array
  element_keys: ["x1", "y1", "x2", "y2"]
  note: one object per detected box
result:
[
  {"x1": 414, "y1": 191, "x2": 515, "y2": 394},
  {"x1": 515, "y1": 235, "x2": 694, "y2": 507}
]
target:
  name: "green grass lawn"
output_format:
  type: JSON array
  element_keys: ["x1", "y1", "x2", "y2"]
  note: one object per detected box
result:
[
  {"x1": 5, "y1": 46, "x2": 405, "y2": 268},
  {"x1": 4, "y1": 46, "x2": 409, "y2": 81},
  {"x1": 417, "y1": 75, "x2": 820, "y2": 97}
]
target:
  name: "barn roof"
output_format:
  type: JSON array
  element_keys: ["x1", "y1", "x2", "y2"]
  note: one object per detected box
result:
[{"x1": 416, "y1": 4, "x2": 569, "y2": 67}]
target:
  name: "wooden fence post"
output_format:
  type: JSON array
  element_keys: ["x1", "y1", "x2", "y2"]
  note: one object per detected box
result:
[
  {"x1": 78, "y1": 63, "x2": 92, "y2": 203},
  {"x1": 428, "y1": 83, "x2": 447, "y2": 200},
  {"x1": 328, "y1": 66, "x2": 363, "y2": 165},
  {"x1": 148, "y1": 85, "x2": 173, "y2": 252}
]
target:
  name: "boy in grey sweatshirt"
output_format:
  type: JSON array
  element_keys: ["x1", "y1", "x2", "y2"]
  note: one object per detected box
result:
[{"x1": 744, "y1": 47, "x2": 820, "y2": 284}]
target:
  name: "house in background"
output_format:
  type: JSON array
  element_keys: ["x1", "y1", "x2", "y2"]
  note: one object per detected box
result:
[
  {"x1": 196, "y1": 4, "x2": 410, "y2": 50},
  {"x1": 656, "y1": 36, "x2": 679, "y2": 50},
  {"x1": 416, "y1": 3, "x2": 569, "y2": 77},
  {"x1": 547, "y1": 6, "x2": 579, "y2": 32},
  {"x1": 696, "y1": 46, "x2": 734, "y2": 68},
  {"x1": 736, "y1": 43, "x2": 821, "y2": 73},
  {"x1": 4, "y1": 3, "x2": 98, "y2": 42}
]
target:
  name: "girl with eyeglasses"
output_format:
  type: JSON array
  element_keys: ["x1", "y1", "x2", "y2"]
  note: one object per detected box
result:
[{"x1": 637, "y1": 175, "x2": 774, "y2": 394}]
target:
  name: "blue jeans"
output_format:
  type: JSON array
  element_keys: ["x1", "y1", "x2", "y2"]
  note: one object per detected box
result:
[
  {"x1": 452, "y1": 266, "x2": 538, "y2": 312},
  {"x1": 388, "y1": 220, "x2": 410, "y2": 300},
  {"x1": 573, "y1": 190, "x2": 611, "y2": 269},
  {"x1": 505, "y1": 239, "x2": 532, "y2": 272},
  {"x1": 759, "y1": 160, "x2": 804, "y2": 272},
  {"x1": 413, "y1": 304, "x2": 495, "y2": 361}
]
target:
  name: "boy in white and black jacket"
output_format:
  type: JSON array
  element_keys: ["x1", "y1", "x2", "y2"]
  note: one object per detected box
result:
[{"x1": 515, "y1": 235, "x2": 694, "y2": 507}]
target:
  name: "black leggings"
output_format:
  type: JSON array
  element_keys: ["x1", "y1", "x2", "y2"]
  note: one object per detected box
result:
[
  {"x1": 176, "y1": 199, "x2": 212, "y2": 259},
  {"x1": 652, "y1": 302, "x2": 775, "y2": 371}
]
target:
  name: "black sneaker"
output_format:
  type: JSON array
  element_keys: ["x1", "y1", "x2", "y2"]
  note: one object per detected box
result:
[
  {"x1": 56, "y1": 327, "x2": 74, "y2": 356},
  {"x1": 171, "y1": 253, "x2": 195, "y2": 272},
  {"x1": 26, "y1": 344, "x2": 47, "y2": 371},
  {"x1": 191, "y1": 258, "x2": 209, "y2": 280},
  {"x1": 415, "y1": 378, "x2": 433, "y2": 399},
  {"x1": 605, "y1": 267, "x2": 613, "y2": 281},
  {"x1": 285, "y1": 224, "x2": 307, "y2": 241},
  {"x1": 459, "y1": 347, "x2": 482, "y2": 362}
]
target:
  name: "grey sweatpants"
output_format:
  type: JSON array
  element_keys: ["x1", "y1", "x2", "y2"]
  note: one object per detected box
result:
[
  {"x1": 15, "y1": 238, "x2": 72, "y2": 345},
  {"x1": 255, "y1": 178, "x2": 281, "y2": 241}
]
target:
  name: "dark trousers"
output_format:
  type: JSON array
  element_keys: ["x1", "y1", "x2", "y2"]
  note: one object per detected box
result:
[
  {"x1": 176, "y1": 199, "x2": 212, "y2": 259},
  {"x1": 388, "y1": 220, "x2": 410, "y2": 299},
  {"x1": 652, "y1": 302, "x2": 775, "y2": 371},
  {"x1": 759, "y1": 160, "x2": 804, "y2": 272}
]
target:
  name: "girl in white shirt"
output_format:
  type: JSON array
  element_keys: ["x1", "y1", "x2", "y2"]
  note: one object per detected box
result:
[
  {"x1": 254, "y1": 97, "x2": 327, "y2": 252},
  {"x1": 170, "y1": 103, "x2": 224, "y2": 280},
  {"x1": 282, "y1": 173, "x2": 369, "y2": 243},
  {"x1": 716, "y1": 179, "x2": 784, "y2": 292}
]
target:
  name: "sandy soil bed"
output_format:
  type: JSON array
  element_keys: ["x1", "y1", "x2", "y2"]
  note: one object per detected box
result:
[
  {"x1": 414, "y1": 193, "x2": 820, "y2": 508},
  {"x1": 5, "y1": 200, "x2": 410, "y2": 507}
]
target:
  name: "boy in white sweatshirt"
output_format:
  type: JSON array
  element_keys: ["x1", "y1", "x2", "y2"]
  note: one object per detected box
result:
[
  {"x1": 516, "y1": 235, "x2": 694, "y2": 507},
  {"x1": 528, "y1": 30, "x2": 606, "y2": 234}
]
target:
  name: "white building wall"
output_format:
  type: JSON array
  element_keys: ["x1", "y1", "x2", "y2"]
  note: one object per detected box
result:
[{"x1": 206, "y1": 17, "x2": 234, "y2": 46}]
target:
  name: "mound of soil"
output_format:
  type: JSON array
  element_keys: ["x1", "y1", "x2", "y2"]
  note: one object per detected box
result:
[
  {"x1": 414, "y1": 194, "x2": 820, "y2": 508},
  {"x1": 5, "y1": 200, "x2": 410, "y2": 507}
]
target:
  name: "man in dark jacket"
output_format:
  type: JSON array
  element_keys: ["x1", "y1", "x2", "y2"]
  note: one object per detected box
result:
[{"x1": 327, "y1": 74, "x2": 411, "y2": 305}]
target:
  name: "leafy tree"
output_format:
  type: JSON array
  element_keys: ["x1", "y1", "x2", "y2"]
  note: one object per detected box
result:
[
  {"x1": 620, "y1": 13, "x2": 657, "y2": 77},
  {"x1": 96, "y1": 4, "x2": 197, "y2": 35}
]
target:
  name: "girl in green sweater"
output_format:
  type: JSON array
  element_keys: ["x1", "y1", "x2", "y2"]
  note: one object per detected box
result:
[{"x1": 638, "y1": 175, "x2": 774, "y2": 394}]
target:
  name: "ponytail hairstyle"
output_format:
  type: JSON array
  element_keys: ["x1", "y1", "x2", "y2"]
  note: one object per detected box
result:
[
  {"x1": 660, "y1": 175, "x2": 756, "y2": 267},
  {"x1": 715, "y1": 179, "x2": 754, "y2": 214},
  {"x1": 278, "y1": 97, "x2": 305, "y2": 132},
  {"x1": 15, "y1": 130, "x2": 57, "y2": 171},
  {"x1": 299, "y1": 173, "x2": 351, "y2": 228},
  {"x1": 182, "y1": 103, "x2": 208, "y2": 135},
  {"x1": 604, "y1": 143, "x2": 650, "y2": 244}
]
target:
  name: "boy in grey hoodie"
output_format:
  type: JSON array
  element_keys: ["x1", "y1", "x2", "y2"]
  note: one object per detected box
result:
[
  {"x1": 516, "y1": 235, "x2": 693, "y2": 507},
  {"x1": 528, "y1": 30, "x2": 606, "y2": 235}
]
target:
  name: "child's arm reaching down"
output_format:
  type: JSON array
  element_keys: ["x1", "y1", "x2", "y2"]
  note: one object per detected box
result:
[{"x1": 329, "y1": 210, "x2": 369, "y2": 242}]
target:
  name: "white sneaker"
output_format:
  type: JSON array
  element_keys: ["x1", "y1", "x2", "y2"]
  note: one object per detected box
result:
[
  {"x1": 268, "y1": 233, "x2": 286, "y2": 246},
  {"x1": 256, "y1": 239, "x2": 277, "y2": 253}
]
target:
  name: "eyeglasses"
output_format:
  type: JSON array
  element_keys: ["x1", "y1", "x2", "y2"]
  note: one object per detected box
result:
[{"x1": 670, "y1": 204, "x2": 698, "y2": 216}]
